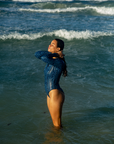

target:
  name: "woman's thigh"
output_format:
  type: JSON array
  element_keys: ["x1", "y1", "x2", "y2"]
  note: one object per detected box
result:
[
  {"x1": 49, "y1": 89, "x2": 65, "y2": 103},
  {"x1": 48, "y1": 89, "x2": 65, "y2": 118}
]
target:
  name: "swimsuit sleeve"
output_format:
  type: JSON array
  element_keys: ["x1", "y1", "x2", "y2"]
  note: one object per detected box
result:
[
  {"x1": 35, "y1": 51, "x2": 62, "y2": 67},
  {"x1": 35, "y1": 51, "x2": 58, "y2": 59}
]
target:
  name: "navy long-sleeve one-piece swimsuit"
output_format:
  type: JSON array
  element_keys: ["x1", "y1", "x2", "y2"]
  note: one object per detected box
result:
[{"x1": 35, "y1": 51, "x2": 65, "y2": 97}]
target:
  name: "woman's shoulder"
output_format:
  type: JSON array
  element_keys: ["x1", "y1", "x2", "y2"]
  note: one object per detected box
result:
[{"x1": 56, "y1": 58, "x2": 65, "y2": 66}]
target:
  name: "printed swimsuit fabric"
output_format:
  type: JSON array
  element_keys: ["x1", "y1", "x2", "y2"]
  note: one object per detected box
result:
[{"x1": 35, "y1": 51, "x2": 65, "y2": 96}]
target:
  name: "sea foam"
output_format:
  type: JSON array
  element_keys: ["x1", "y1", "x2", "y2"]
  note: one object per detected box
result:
[
  {"x1": 1, "y1": 6, "x2": 114, "y2": 15},
  {"x1": 12, "y1": 0, "x2": 108, "y2": 2},
  {"x1": 19, "y1": 6, "x2": 114, "y2": 15},
  {"x1": 13, "y1": 0, "x2": 73, "y2": 2},
  {"x1": 0, "y1": 30, "x2": 114, "y2": 40}
]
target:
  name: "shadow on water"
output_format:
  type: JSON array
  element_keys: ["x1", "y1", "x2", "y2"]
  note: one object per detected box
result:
[
  {"x1": 64, "y1": 106, "x2": 114, "y2": 124},
  {"x1": 62, "y1": 107, "x2": 114, "y2": 144},
  {"x1": 77, "y1": 107, "x2": 114, "y2": 121},
  {"x1": 38, "y1": 107, "x2": 114, "y2": 144}
]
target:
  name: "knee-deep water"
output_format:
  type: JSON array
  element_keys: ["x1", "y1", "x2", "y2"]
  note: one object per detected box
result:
[{"x1": 0, "y1": 0, "x2": 114, "y2": 143}]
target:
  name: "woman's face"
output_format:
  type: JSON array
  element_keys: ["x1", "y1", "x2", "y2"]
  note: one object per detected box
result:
[{"x1": 48, "y1": 40, "x2": 60, "y2": 53}]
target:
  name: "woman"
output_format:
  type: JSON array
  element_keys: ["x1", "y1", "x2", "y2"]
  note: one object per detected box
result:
[{"x1": 35, "y1": 39, "x2": 67, "y2": 128}]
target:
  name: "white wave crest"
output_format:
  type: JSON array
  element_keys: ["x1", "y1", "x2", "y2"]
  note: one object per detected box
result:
[
  {"x1": 52, "y1": 30, "x2": 114, "y2": 40},
  {"x1": 0, "y1": 30, "x2": 114, "y2": 41},
  {"x1": 1, "y1": 6, "x2": 114, "y2": 15},
  {"x1": 12, "y1": 0, "x2": 109, "y2": 2},
  {"x1": 13, "y1": 0, "x2": 73, "y2": 2},
  {"x1": 19, "y1": 7, "x2": 80, "y2": 13},
  {"x1": 19, "y1": 6, "x2": 114, "y2": 15},
  {"x1": 0, "y1": 32, "x2": 44, "y2": 40},
  {"x1": 93, "y1": 6, "x2": 114, "y2": 15}
]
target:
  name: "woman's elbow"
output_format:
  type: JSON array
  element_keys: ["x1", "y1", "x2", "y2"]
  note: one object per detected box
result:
[{"x1": 34, "y1": 52, "x2": 40, "y2": 59}]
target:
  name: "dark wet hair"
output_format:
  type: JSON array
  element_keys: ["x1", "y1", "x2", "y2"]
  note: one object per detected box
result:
[
  {"x1": 55, "y1": 38, "x2": 67, "y2": 77},
  {"x1": 55, "y1": 39, "x2": 64, "y2": 50}
]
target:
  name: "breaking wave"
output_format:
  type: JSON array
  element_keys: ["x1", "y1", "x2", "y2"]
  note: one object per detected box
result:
[
  {"x1": 12, "y1": 0, "x2": 109, "y2": 2},
  {"x1": 19, "y1": 6, "x2": 114, "y2": 15},
  {"x1": 0, "y1": 29, "x2": 114, "y2": 40},
  {"x1": 12, "y1": 0, "x2": 73, "y2": 2},
  {"x1": 1, "y1": 5, "x2": 114, "y2": 15}
]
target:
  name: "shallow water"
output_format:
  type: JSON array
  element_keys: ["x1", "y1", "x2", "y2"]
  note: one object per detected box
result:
[{"x1": 0, "y1": 0, "x2": 114, "y2": 143}]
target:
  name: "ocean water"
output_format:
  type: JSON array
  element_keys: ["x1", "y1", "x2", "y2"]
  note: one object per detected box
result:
[{"x1": 0, "y1": 0, "x2": 114, "y2": 143}]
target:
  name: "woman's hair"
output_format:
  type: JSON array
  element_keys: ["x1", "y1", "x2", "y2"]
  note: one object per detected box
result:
[{"x1": 55, "y1": 38, "x2": 67, "y2": 77}]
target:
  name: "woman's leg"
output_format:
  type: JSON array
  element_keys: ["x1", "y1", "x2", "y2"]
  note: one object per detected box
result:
[{"x1": 47, "y1": 89, "x2": 65, "y2": 128}]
